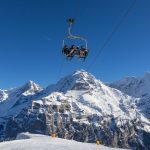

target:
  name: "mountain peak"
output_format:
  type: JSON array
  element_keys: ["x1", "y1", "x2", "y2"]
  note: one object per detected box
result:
[
  {"x1": 73, "y1": 69, "x2": 96, "y2": 80},
  {"x1": 20, "y1": 80, "x2": 43, "y2": 96},
  {"x1": 25, "y1": 80, "x2": 38, "y2": 88},
  {"x1": 46, "y1": 70, "x2": 101, "y2": 93},
  {"x1": 73, "y1": 69, "x2": 88, "y2": 75}
]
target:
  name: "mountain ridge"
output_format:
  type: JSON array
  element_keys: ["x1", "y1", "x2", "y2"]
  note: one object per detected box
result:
[{"x1": 111, "y1": 72, "x2": 150, "y2": 98}]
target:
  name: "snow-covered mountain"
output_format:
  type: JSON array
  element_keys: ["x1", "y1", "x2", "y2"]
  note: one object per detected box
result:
[
  {"x1": 111, "y1": 72, "x2": 150, "y2": 98},
  {"x1": 0, "y1": 81, "x2": 43, "y2": 118},
  {"x1": 0, "y1": 70, "x2": 150, "y2": 149},
  {"x1": 44, "y1": 70, "x2": 143, "y2": 120},
  {"x1": 111, "y1": 72, "x2": 150, "y2": 119}
]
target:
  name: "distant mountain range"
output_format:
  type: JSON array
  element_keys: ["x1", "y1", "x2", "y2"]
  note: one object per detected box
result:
[
  {"x1": 0, "y1": 70, "x2": 150, "y2": 149},
  {"x1": 111, "y1": 72, "x2": 150, "y2": 120}
]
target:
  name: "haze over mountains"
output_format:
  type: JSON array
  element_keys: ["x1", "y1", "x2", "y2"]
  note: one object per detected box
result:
[{"x1": 0, "y1": 70, "x2": 150, "y2": 149}]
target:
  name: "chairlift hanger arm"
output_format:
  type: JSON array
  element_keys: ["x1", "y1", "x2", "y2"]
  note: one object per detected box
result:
[
  {"x1": 67, "y1": 18, "x2": 87, "y2": 48},
  {"x1": 68, "y1": 19, "x2": 86, "y2": 40},
  {"x1": 62, "y1": 18, "x2": 88, "y2": 49}
]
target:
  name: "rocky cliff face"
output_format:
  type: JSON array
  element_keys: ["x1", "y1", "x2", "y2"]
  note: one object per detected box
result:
[{"x1": 0, "y1": 70, "x2": 150, "y2": 149}]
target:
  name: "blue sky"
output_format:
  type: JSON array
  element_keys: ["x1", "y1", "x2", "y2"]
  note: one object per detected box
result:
[{"x1": 0, "y1": 0, "x2": 150, "y2": 89}]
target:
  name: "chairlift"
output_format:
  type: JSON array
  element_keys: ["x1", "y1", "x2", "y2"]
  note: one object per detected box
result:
[{"x1": 62, "y1": 18, "x2": 88, "y2": 60}]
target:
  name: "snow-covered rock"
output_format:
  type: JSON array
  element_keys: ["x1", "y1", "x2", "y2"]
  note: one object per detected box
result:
[{"x1": 0, "y1": 90, "x2": 8, "y2": 103}]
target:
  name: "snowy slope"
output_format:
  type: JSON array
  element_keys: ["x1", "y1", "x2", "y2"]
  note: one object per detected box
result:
[{"x1": 0, "y1": 133, "x2": 125, "y2": 150}]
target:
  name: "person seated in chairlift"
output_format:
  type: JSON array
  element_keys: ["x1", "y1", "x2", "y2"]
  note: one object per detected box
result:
[
  {"x1": 80, "y1": 46, "x2": 87, "y2": 57},
  {"x1": 63, "y1": 45, "x2": 74, "y2": 60},
  {"x1": 62, "y1": 45, "x2": 70, "y2": 56},
  {"x1": 84, "y1": 48, "x2": 88, "y2": 57},
  {"x1": 72, "y1": 45, "x2": 80, "y2": 56},
  {"x1": 76, "y1": 46, "x2": 80, "y2": 55},
  {"x1": 69, "y1": 45, "x2": 77, "y2": 56}
]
